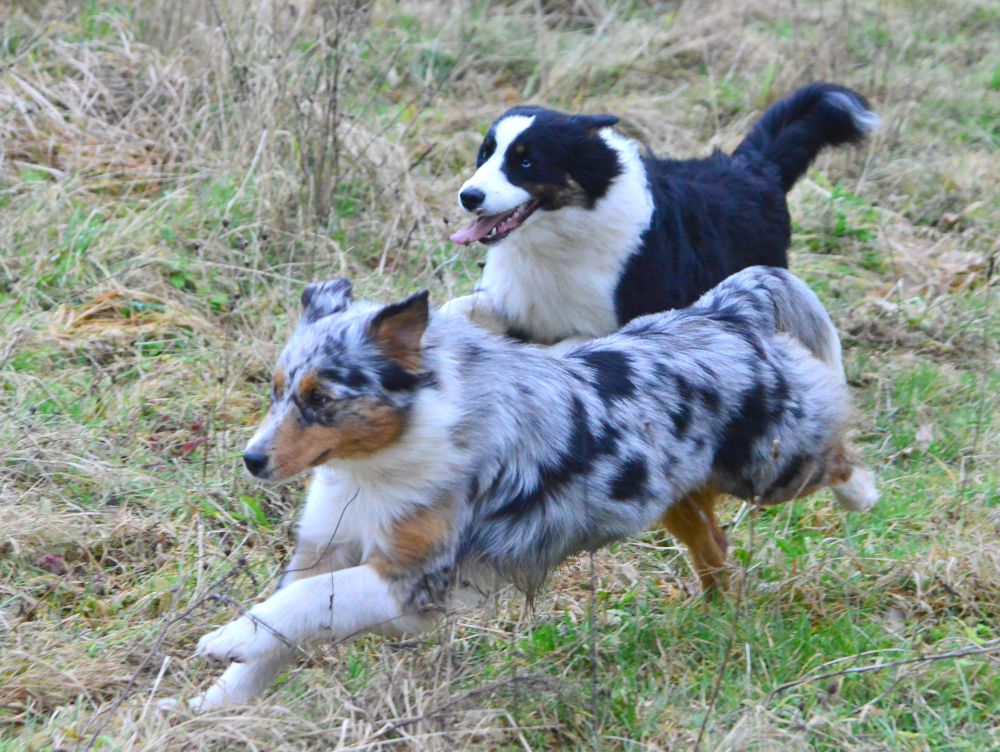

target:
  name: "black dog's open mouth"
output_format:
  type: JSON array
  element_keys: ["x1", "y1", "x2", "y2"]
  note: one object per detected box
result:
[{"x1": 450, "y1": 200, "x2": 540, "y2": 246}]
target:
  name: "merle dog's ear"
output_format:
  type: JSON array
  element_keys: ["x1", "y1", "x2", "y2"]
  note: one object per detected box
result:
[
  {"x1": 572, "y1": 113, "x2": 619, "y2": 135},
  {"x1": 301, "y1": 278, "x2": 353, "y2": 322},
  {"x1": 368, "y1": 290, "x2": 430, "y2": 372}
]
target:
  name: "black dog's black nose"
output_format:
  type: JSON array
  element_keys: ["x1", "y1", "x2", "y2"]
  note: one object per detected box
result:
[
  {"x1": 243, "y1": 452, "x2": 268, "y2": 477},
  {"x1": 460, "y1": 188, "x2": 485, "y2": 211}
]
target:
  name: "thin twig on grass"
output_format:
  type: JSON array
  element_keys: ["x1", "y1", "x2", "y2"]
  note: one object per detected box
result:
[{"x1": 767, "y1": 638, "x2": 1000, "y2": 699}]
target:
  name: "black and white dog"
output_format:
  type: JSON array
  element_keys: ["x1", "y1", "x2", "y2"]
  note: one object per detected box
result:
[
  {"x1": 446, "y1": 83, "x2": 878, "y2": 344},
  {"x1": 170, "y1": 266, "x2": 876, "y2": 711}
]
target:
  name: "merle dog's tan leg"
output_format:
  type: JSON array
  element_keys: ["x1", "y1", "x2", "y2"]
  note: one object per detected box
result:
[{"x1": 661, "y1": 489, "x2": 729, "y2": 592}]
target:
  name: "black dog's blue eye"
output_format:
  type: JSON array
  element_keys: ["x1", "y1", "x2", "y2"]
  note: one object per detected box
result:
[{"x1": 521, "y1": 158, "x2": 532, "y2": 169}]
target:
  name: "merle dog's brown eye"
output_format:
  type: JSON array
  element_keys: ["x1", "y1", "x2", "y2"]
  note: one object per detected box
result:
[
  {"x1": 303, "y1": 389, "x2": 330, "y2": 409},
  {"x1": 521, "y1": 158, "x2": 532, "y2": 169}
]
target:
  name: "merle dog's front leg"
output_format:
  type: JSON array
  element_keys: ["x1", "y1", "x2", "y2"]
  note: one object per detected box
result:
[{"x1": 194, "y1": 565, "x2": 412, "y2": 663}]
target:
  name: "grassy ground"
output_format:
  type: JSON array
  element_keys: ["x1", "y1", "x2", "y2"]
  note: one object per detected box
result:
[{"x1": 1, "y1": 1, "x2": 998, "y2": 750}]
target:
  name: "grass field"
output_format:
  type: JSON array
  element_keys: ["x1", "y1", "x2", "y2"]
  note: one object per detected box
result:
[{"x1": 1, "y1": 1, "x2": 998, "y2": 750}]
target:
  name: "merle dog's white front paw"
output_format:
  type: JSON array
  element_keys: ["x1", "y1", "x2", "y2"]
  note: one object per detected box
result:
[
  {"x1": 156, "y1": 695, "x2": 207, "y2": 715},
  {"x1": 195, "y1": 615, "x2": 283, "y2": 663}
]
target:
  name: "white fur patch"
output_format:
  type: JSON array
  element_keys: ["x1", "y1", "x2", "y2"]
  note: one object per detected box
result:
[
  {"x1": 167, "y1": 651, "x2": 293, "y2": 713},
  {"x1": 195, "y1": 565, "x2": 403, "y2": 663},
  {"x1": 825, "y1": 91, "x2": 881, "y2": 133},
  {"x1": 831, "y1": 466, "x2": 879, "y2": 512},
  {"x1": 459, "y1": 115, "x2": 535, "y2": 215},
  {"x1": 481, "y1": 128, "x2": 654, "y2": 343}
]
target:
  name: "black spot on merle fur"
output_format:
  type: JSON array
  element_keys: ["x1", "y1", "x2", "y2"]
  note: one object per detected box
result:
[
  {"x1": 577, "y1": 349, "x2": 635, "y2": 404},
  {"x1": 610, "y1": 456, "x2": 648, "y2": 500},
  {"x1": 763, "y1": 453, "x2": 808, "y2": 499},
  {"x1": 697, "y1": 384, "x2": 721, "y2": 414},
  {"x1": 318, "y1": 367, "x2": 369, "y2": 389},
  {"x1": 598, "y1": 421, "x2": 622, "y2": 456},
  {"x1": 673, "y1": 373, "x2": 693, "y2": 401},
  {"x1": 670, "y1": 401, "x2": 692, "y2": 439},
  {"x1": 488, "y1": 396, "x2": 616, "y2": 519},
  {"x1": 713, "y1": 381, "x2": 774, "y2": 483},
  {"x1": 345, "y1": 368, "x2": 368, "y2": 388},
  {"x1": 378, "y1": 362, "x2": 425, "y2": 392},
  {"x1": 768, "y1": 363, "x2": 790, "y2": 418}
]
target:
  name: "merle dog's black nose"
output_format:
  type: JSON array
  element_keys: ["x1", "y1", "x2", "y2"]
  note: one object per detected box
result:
[
  {"x1": 460, "y1": 188, "x2": 485, "y2": 211},
  {"x1": 243, "y1": 452, "x2": 268, "y2": 477}
]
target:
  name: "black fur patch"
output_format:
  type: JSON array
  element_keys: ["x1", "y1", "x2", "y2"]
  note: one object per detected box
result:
[
  {"x1": 763, "y1": 453, "x2": 807, "y2": 499},
  {"x1": 319, "y1": 367, "x2": 369, "y2": 389},
  {"x1": 713, "y1": 381, "x2": 774, "y2": 484},
  {"x1": 669, "y1": 373, "x2": 694, "y2": 438},
  {"x1": 577, "y1": 349, "x2": 635, "y2": 404},
  {"x1": 610, "y1": 456, "x2": 648, "y2": 500},
  {"x1": 378, "y1": 362, "x2": 424, "y2": 392},
  {"x1": 598, "y1": 421, "x2": 622, "y2": 456},
  {"x1": 670, "y1": 401, "x2": 692, "y2": 438},
  {"x1": 611, "y1": 83, "x2": 873, "y2": 328},
  {"x1": 489, "y1": 396, "x2": 614, "y2": 519},
  {"x1": 697, "y1": 384, "x2": 721, "y2": 414},
  {"x1": 345, "y1": 368, "x2": 369, "y2": 388}
]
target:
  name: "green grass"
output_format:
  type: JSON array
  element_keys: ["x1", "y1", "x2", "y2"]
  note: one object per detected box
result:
[{"x1": 1, "y1": 0, "x2": 998, "y2": 750}]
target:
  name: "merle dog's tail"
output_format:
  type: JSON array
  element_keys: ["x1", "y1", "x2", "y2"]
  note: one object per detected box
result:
[
  {"x1": 733, "y1": 83, "x2": 878, "y2": 193},
  {"x1": 698, "y1": 266, "x2": 845, "y2": 378},
  {"x1": 756, "y1": 268, "x2": 845, "y2": 379}
]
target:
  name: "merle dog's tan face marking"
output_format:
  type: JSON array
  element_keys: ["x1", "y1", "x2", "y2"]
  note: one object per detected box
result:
[
  {"x1": 266, "y1": 393, "x2": 407, "y2": 479},
  {"x1": 242, "y1": 281, "x2": 430, "y2": 482}
]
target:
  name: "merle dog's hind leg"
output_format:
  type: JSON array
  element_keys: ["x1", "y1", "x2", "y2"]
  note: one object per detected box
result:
[{"x1": 661, "y1": 489, "x2": 729, "y2": 592}]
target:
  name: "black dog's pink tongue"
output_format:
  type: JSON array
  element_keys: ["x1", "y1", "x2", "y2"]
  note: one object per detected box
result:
[{"x1": 450, "y1": 213, "x2": 501, "y2": 245}]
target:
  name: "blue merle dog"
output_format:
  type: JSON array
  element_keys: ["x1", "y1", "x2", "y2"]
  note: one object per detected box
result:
[{"x1": 172, "y1": 266, "x2": 876, "y2": 712}]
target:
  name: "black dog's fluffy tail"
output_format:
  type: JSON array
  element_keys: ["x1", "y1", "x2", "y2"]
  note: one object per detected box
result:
[{"x1": 734, "y1": 83, "x2": 878, "y2": 193}]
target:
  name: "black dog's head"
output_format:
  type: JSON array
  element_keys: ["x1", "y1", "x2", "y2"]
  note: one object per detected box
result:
[{"x1": 452, "y1": 107, "x2": 622, "y2": 246}]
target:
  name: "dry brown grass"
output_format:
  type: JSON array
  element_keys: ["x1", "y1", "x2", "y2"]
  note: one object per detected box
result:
[{"x1": 1, "y1": 1, "x2": 998, "y2": 750}]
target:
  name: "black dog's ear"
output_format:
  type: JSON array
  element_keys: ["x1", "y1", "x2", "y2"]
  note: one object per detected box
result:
[
  {"x1": 301, "y1": 278, "x2": 353, "y2": 322},
  {"x1": 368, "y1": 290, "x2": 430, "y2": 372},
  {"x1": 572, "y1": 114, "x2": 619, "y2": 135}
]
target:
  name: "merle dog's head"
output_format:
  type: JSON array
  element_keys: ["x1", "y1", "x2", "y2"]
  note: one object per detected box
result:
[
  {"x1": 452, "y1": 107, "x2": 622, "y2": 246},
  {"x1": 242, "y1": 279, "x2": 431, "y2": 482}
]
